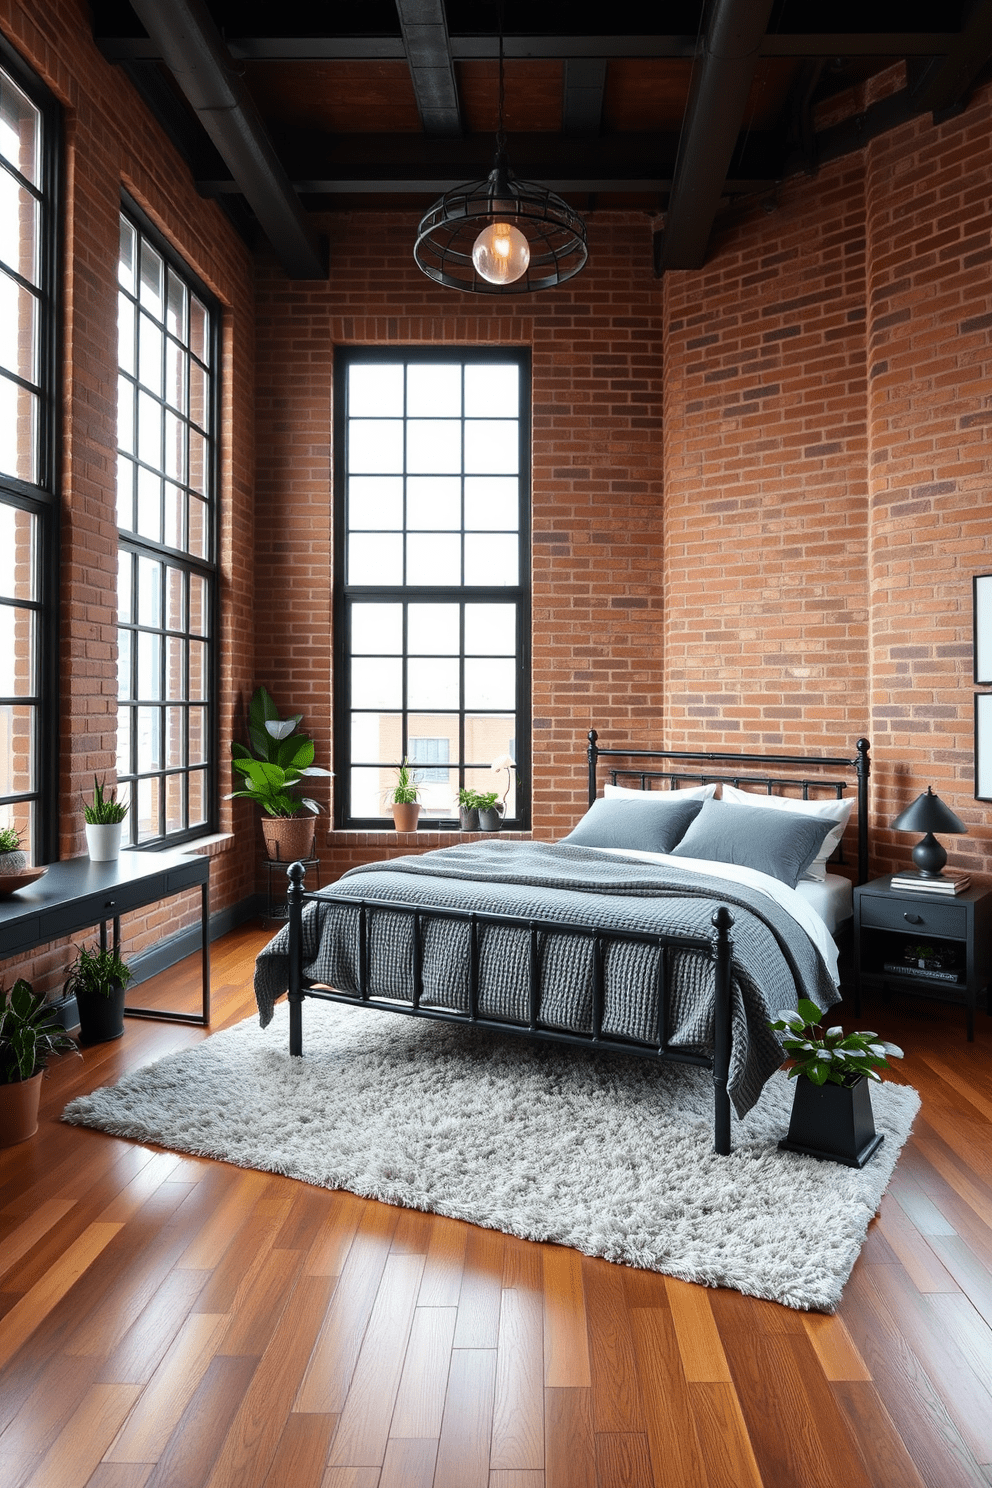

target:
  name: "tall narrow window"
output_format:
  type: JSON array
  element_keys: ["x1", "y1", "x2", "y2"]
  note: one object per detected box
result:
[
  {"x1": 0, "y1": 45, "x2": 59, "y2": 863},
  {"x1": 116, "y1": 205, "x2": 218, "y2": 846},
  {"x1": 334, "y1": 349, "x2": 530, "y2": 829}
]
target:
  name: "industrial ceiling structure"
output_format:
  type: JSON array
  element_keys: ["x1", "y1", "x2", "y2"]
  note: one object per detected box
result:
[{"x1": 91, "y1": 0, "x2": 992, "y2": 281}]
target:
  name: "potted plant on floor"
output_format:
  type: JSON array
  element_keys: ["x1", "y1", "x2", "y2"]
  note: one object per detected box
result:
[
  {"x1": 389, "y1": 758, "x2": 421, "y2": 832},
  {"x1": 0, "y1": 979, "x2": 77, "y2": 1145},
  {"x1": 83, "y1": 777, "x2": 129, "y2": 861},
  {"x1": 770, "y1": 998, "x2": 904, "y2": 1167},
  {"x1": 63, "y1": 944, "x2": 134, "y2": 1045},
  {"x1": 229, "y1": 686, "x2": 332, "y2": 862}
]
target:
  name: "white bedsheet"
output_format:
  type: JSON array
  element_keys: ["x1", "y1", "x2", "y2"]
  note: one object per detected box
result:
[{"x1": 594, "y1": 847, "x2": 843, "y2": 985}]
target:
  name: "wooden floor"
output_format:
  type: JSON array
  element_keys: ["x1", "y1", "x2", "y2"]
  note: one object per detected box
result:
[{"x1": 1, "y1": 924, "x2": 992, "y2": 1488}]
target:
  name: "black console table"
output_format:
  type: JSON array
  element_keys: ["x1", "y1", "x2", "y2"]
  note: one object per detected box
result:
[{"x1": 0, "y1": 849, "x2": 210, "y2": 1026}]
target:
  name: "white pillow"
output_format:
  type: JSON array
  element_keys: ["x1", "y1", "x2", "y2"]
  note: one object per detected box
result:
[
  {"x1": 605, "y1": 780, "x2": 718, "y2": 801},
  {"x1": 720, "y1": 784, "x2": 854, "y2": 882}
]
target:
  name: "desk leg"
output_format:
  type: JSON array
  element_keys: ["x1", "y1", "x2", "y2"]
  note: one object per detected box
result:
[{"x1": 123, "y1": 877, "x2": 211, "y2": 1028}]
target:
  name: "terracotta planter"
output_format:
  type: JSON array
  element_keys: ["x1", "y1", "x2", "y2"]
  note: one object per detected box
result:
[
  {"x1": 76, "y1": 982, "x2": 127, "y2": 1045},
  {"x1": 0, "y1": 1070, "x2": 43, "y2": 1146},
  {"x1": 778, "y1": 1073, "x2": 884, "y2": 1168},
  {"x1": 261, "y1": 816, "x2": 316, "y2": 862},
  {"x1": 391, "y1": 802, "x2": 421, "y2": 832}
]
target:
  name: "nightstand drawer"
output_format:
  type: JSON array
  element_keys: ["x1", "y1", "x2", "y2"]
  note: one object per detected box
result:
[{"x1": 859, "y1": 896, "x2": 967, "y2": 938}]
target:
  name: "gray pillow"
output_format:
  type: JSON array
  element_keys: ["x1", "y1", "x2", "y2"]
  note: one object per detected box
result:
[
  {"x1": 561, "y1": 794, "x2": 703, "y2": 854},
  {"x1": 669, "y1": 797, "x2": 834, "y2": 889}
]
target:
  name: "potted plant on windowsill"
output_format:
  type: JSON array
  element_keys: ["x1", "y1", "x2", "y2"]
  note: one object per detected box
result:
[
  {"x1": 389, "y1": 759, "x2": 421, "y2": 832},
  {"x1": 83, "y1": 777, "x2": 129, "y2": 862},
  {"x1": 229, "y1": 687, "x2": 332, "y2": 862},
  {"x1": 458, "y1": 787, "x2": 503, "y2": 832},
  {"x1": 0, "y1": 978, "x2": 78, "y2": 1146},
  {"x1": 63, "y1": 944, "x2": 134, "y2": 1046},
  {"x1": 770, "y1": 998, "x2": 904, "y2": 1168}
]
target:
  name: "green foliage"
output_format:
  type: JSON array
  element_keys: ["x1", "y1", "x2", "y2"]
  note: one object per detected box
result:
[
  {"x1": 63, "y1": 944, "x2": 134, "y2": 1001},
  {"x1": 769, "y1": 998, "x2": 903, "y2": 1088},
  {"x1": 0, "y1": 978, "x2": 77, "y2": 1084},
  {"x1": 390, "y1": 758, "x2": 420, "y2": 805},
  {"x1": 0, "y1": 826, "x2": 21, "y2": 853},
  {"x1": 83, "y1": 776, "x2": 129, "y2": 824},
  {"x1": 458, "y1": 788, "x2": 499, "y2": 811},
  {"x1": 229, "y1": 686, "x2": 331, "y2": 818}
]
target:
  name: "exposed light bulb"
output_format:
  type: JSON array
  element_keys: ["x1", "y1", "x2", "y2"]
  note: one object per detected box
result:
[{"x1": 471, "y1": 221, "x2": 530, "y2": 285}]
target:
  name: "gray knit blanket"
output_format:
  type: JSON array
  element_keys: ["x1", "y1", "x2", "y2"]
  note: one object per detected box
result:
[{"x1": 254, "y1": 841, "x2": 839, "y2": 1117}]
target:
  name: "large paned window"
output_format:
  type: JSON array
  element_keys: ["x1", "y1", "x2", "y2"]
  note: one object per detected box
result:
[
  {"x1": 0, "y1": 45, "x2": 59, "y2": 863},
  {"x1": 116, "y1": 205, "x2": 218, "y2": 846},
  {"x1": 334, "y1": 349, "x2": 530, "y2": 829}
]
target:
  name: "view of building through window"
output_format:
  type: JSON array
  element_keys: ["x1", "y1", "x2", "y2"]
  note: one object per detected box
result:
[
  {"x1": 116, "y1": 208, "x2": 217, "y2": 846},
  {"x1": 337, "y1": 352, "x2": 529, "y2": 826}
]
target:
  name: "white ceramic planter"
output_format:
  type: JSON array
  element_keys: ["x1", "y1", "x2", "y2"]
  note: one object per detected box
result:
[{"x1": 86, "y1": 823, "x2": 123, "y2": 862}]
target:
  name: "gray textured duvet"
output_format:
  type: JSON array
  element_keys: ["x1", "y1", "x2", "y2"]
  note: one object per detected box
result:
[{"x1": 253, "y1": 840, "x2": 840, "y2": 1117}]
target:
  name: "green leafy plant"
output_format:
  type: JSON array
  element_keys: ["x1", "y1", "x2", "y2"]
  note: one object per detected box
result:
[
  {"x1": 83, "y1": 776, "x2": 129, "y2": 825},
  {"x1": 390, "y1": 758, "x2": 421, "y2": 805},
  {"x1": 769, "y1": 999, "x2": 904, "y2": 1088},
  {"x1": 0, "y1": 826, "x2": 21, "y2": 853},
  {"x1": 457, "y1": 788, "x2": 499, "y2": 811},
  {"x1": 229, "y1": 686, "x2": 331, "y2": 818},
  {"x1": 0, "y1": 979, "x2": 77, "y2": 1084},
  {"x1": 63, "y1": 945, "x2": 134, "y2": 1002}
]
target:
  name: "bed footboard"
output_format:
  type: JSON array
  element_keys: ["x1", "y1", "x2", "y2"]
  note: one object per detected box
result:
[{"x1": 284, "y1": 860, "x2": 736, "y2": 1156}]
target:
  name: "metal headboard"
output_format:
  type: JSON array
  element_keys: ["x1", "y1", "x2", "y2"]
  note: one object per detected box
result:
[{"x1": 586, "y1": 732, "x2": 872, "y2": 885}]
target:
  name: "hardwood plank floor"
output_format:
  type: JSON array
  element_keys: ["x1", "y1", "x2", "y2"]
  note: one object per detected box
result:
[{"x1": 1, "y1": 922, "x2": 992, "y2": 1486}]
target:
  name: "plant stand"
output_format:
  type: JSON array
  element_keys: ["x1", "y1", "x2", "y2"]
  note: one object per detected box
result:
[
  {"x1": 778, "y1": 1074, "x2": 884, "y2": 1168},
  {"x1": 265, "y1": 855, "x2": 321, "y2": 922}
]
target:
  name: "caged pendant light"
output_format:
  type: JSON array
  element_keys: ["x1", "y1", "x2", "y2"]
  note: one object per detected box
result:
[{"x1": 414, "y1": 18, "x2": 587, "y2": 294}]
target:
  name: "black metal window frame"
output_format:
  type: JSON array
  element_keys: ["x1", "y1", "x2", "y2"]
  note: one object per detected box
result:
[
  {"x1": 116, "y1": 196, "x2": 220, "y2": 850},
  {"x1": 0, "y1": 36, "x2": 60, "y2": 865},
  {"x1": 333, "y1": 346, "x2": 531, "y2": 830}
]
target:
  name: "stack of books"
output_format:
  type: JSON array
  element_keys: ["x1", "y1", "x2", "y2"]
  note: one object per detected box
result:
[{"x1": 890, "y1": 869, "x2": 971, "y2": 896}]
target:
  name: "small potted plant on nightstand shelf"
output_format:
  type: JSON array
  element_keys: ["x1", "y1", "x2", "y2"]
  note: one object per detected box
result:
[
  {"x1": 389, "y1": 759, "x2": 421, "y2": 832},
  {"x1": 63, "y1": 944, "x2": 134, "y2": 1046},
  {"x1": 770, "y1": 998, "x2": 904, "y2": 1168},
  {"x1": 84, "y1": 777, "x2": 129, "y2": 862},
  {"x1": 0, "y1": 979, "x2": 77, "y2": 1146}
]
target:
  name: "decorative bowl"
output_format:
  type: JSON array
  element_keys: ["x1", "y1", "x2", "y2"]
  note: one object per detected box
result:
[{"x1": 0, "y1": 866, "x2": 48, "y2": 896}]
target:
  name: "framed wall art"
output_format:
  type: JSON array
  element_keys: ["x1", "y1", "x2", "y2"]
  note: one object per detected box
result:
[
  {"x1": 976, "y1": 692, "x2": 992, "y2": 801},
  {"x1": 974, "y1": 572, "x2": 992, "y2": 685}
]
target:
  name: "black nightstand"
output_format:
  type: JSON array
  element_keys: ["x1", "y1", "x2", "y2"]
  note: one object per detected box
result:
[{"x1": 853, "y1": 876, "x2": 992, "y2": 1041}]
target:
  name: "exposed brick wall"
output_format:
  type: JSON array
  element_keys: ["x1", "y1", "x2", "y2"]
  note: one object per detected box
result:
[
  {"x1": 0, "y1": 0, "x2": 256, "y2": 994},
  {"x1": 256, "y1": 84, "x2": 992, "y2": 892},
  {"x1": 253, "y1": 212, "x2": 666, "y2": 879}
]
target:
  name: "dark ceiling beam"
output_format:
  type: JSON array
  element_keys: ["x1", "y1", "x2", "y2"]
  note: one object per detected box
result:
[
  {"x1": 906, "y1": 0, "x2": 992, "y2": 117},
  {"x1": 562, "y1": 58, "x2": 607, "y2": 134},
  {"x1": 394, "y1": 0, "x2": 462, "y2": 135},
  {"x1": 95, "y1": 31, "x2": 962, "y2": 62},
  {"x1": 657, "y1": 0, "x2": 776, "y2": 273},
  {"x1": 124, "y1": 0, "x2": 325, "y2": 279}
]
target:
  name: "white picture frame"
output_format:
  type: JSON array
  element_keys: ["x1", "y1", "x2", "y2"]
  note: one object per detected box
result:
[
  {"x1": 977, "y1": 693, "x2": 992, "y2": 802},
  {"x1": 974, "y1": 573, "x2": 992, "y2": 685}
]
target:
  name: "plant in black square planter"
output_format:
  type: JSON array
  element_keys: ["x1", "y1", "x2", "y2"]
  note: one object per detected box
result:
[
  {"x1": 63, "y1": 944, "x2": 134, "y2": 1046},
  {"x1": 770, "y1": 998, "x2": 904, "y2": 1168}
]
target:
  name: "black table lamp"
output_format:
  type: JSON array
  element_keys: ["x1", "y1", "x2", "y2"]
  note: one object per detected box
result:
[{"x1": 890, "y1": 787, "x2": 967, "y2": 877}]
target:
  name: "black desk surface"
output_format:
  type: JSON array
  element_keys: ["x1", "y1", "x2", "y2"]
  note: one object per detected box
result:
[{"x1": 0, "y1": 849, "x2": 209, "y2": 960}]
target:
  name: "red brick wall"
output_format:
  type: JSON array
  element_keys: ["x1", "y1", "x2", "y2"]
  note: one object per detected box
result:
[
  {"x1": 0, "y1": 0, "x2": 256, "y2": 994},
  {"x1": 256, "y1": 83, "x2": 992, "y2": 891},
  {"x1": 253, "y1": 212, "x2": 666, "y2": 879}
]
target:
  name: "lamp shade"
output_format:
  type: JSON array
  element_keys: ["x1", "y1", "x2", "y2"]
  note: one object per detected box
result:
[{"x1": 890, "y1": 787, "x2": 966, "y2": 836}]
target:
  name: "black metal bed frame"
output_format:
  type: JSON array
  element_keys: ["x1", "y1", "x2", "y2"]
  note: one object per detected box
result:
[{"x1": 284, "y1": 735, "x2": 871, "y2": 1156}]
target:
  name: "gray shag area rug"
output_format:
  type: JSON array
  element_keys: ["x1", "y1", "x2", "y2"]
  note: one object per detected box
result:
[{"x1": 62, "y1": 999, "x2": 920, "y2": 1312}]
